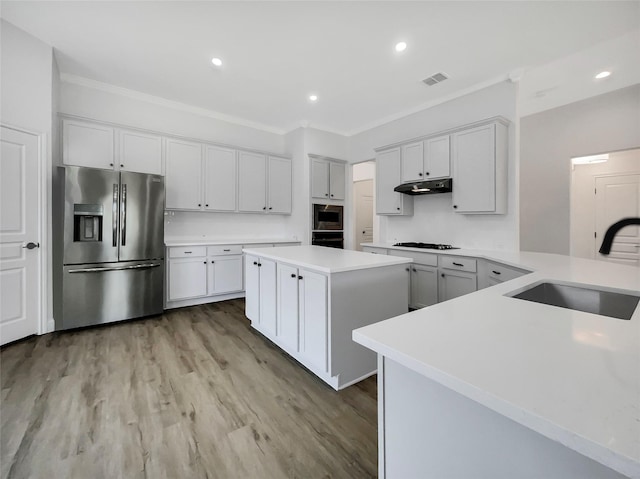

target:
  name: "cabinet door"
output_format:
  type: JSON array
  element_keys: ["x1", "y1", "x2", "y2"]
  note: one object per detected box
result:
[
  {"x1": 438, "y1": 269, "x2": 477, "y2": 302},
  {"x1": 165, "y1": 139, "x2": 203, "y2": 210},
  {"x1": 259, "y1": 258, "x2": 277, "y2": 336},
  {"x1": 410, "y1": 264, "x2": 438, "y2": 309},
  {"x1": 118, "y1": 129, "x2": 162, "y2": 175},
  {"x1": 299, "y1": 269, "x2": 328, "y2": 372},
  {"x1": 401, "y1": 141, "x2": 424, "y2": 183},
  {"x1": 245, "y1": 255, "x2": 261, "y2": 322},
  {"x1": 425, "y1": 135, "x2": 450, "y2": 179},
  {"x1": 63, "y1": 119, "x2": 114, "y2": 170},
  {"x1": 311, "y1": 159, "x2": 330, "y2": 199},
  {"x1": 452, "y1": 124, "x2": 496, "y2": 213},
  {"x1": 208, "y1": 255, "x2": 243, "y2": 295},
  {"x1": 238, "y1": 151, "x2": 267, "y2": 212},
  {"x1": 268, "y1": 156, "x2": 292, "y2": 214},
  {"x1": 277, "y1": 264, "x2": 299, "y2": 352},
  {"x1": 168, "y1": 258, "x2": 207, "y2": 301},
  {"x1": 204, "y1": 146, "x2": 237, "y2": 212},
  {"x1": 376, "y1": 148, "x2": 413, "y2": 215},
  {"x1": 329, "y1": 162, "x2": 346, "y2": 200}
]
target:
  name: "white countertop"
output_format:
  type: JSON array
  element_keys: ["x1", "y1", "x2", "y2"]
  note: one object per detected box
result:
[
  {"x1": 242, "y1": 245, "x2": 412, "y2": 274},
  {"x1": 353, "y1": 249, "x2": 640, "y2": 478},
  {"x1": 165, "y1": 237, "x2": 299, "y2": 247}
]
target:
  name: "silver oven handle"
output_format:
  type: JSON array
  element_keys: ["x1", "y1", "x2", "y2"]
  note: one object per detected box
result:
[
  {"x1": 121, "y1": 183, "x2": 127, "y2": 246},
  {"x1": 112, "y1": 184, "x2": 118, "y2": 247},
  {"x1": 68, "y1": 263, "x2": 161, "y2": 273}
]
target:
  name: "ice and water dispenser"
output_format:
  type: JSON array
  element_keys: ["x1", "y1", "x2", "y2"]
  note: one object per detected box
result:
[{"x1": 73, "y1": 204, "x2": 103, "y2": 242}]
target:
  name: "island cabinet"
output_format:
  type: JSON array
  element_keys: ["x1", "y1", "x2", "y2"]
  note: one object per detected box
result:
[{"x1": 243, "y1": 245, "x2": 412, "y2": 390}]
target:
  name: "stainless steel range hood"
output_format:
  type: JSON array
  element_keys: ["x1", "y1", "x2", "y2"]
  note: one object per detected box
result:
[{"x1": 394, "y1": 178, "x2": 452, "y2": 195}]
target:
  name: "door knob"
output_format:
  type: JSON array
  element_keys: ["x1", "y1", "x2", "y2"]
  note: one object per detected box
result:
[
  {"x1": 362, "y1": 231, "x2": 366, "y2": 234},
  {"x1": 22, "y1": 242, "x2": 40, "y2": 250}
]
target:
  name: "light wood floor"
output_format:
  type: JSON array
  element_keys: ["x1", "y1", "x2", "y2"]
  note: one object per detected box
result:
[{"x1": 1, "y1": 300, "x2": 377, "y2": 479}]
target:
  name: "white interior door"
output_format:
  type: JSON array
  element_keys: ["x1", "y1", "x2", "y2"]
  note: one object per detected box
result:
[
  {"x1": 354, "y1": 180, "x2": 374, "y2": 250},
  {"x1": 595, "y1": 174, "x2": 640, "y2": 266},
  {"x1": 0, "y1": 127, "x2": 41, "y2": 345}
]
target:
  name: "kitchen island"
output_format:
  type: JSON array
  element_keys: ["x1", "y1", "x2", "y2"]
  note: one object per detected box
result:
[
  {"x1": 243, "y1": 245, "x2": 412, "y2": 390},
  {"x1": 353, "y1": 251, "x2": 640, "y2": 479}
]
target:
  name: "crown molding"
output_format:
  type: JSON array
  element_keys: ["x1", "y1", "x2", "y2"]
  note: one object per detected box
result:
[
  {"x1": 59, "y1": 73, "x2": 287, "y2": 136},
  {"x1": 345, "y1": 73, "x2": 511, "y2": 137}
]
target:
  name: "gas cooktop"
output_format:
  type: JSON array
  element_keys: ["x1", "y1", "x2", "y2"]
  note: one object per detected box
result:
[{"x1": 393, "y1": 242, "x2": 460, "y2": 250}]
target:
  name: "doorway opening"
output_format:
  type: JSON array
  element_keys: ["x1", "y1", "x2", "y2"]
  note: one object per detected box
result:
[
  {"x1": 352, "y1": 161, "x2": 376, "y2": 251},
  {"x1": 570, "y1": 148, "x2": 640, "y2": 266}
]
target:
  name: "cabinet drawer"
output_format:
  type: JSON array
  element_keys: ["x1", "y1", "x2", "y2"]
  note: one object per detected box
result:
[
  {"x1": 440, "y1": 256, "x2": 477, "y2": 273},
  {"x1": 390, "y1": 250, "x2": 437, "y2": 266},
  {"x1": 169, "y1": 246, "x2": 207, "y2": 258},
  {"x1": 207, "y1": 245, "x2": 242, "y2": 256},
  {"x1": 362, "y1": 247, "x2": 388, "y2": 255},
  {"x1": 486, "y1": 261, "x2": 529, "y2": 282}
]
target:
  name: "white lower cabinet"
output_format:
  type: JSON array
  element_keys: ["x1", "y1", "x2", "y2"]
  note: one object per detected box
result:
[
  {"x1": 277, "y1": 264, "x2": 328, "y2": 367},
  {"x1": 410, "y1": 264, "x2": 439, "y2": 309},
  {"x1": 168, "y1": 257, "x2": 208, "y2": 301},
  {"x1": 245, "y1": 254, "x2": 277, "y2": 334},
  {"x1": 297, "y1": 269, "x2": 328, "y2": 372},
  {"x1": 478, "y1": 260, "x2": 531, "y2": 289},
  {"x1": 207, "y1": 255, "x2": 243, "y2": 295},
  {"x1": 167, "y1": 244, "x2": 250, "y2": 308},
  {"x1": 438, "y1": 269, "x2": 477, "y2": 302}
]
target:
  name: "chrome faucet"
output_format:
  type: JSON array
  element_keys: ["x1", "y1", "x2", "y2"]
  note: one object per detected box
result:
[{"x1": 599, "y1": 217, "x2": 640, "y2": 255}]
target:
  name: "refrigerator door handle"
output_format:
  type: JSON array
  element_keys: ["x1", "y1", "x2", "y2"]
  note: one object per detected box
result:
[
  {"x1": 121, "y1": 183, "x2": 127, "y2": 246},
  {"x1": 112, "y1": 183, "x2": 119, "y2": 247},
  {"x1": 68, "y1": 263, "x2": 162, "y2": 273}
]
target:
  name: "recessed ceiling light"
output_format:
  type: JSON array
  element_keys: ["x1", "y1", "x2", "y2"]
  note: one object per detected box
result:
[
  {"x1": 309, "y1": 94, "x2": 318, "y2": 102},
  {"x1": 595, "y1": 71, "x2": 610, "y2": 79},
  {"x1": 395, "y1": 42, "x2": 407, "y2": 52},
  {"x1": 211, "y1": 57, "x2": 223, "y2": 67}
]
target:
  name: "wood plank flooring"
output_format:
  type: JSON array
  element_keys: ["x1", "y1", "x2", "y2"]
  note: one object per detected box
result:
[{"x1": 0, "y1": 300, "x2": 377, "y2": 479}]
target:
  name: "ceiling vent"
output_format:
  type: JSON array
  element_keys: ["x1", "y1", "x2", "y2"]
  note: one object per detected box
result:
[{"x1": 422, "y1": 72, "x2": 449, "y2": 86}]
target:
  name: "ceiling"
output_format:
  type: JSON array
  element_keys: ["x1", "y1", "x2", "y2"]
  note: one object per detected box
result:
[{"x1": 2, "y1": 1, "x2": 638, "y2": 135}]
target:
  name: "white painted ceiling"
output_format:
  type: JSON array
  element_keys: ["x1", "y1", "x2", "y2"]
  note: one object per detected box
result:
[{"x1": 2, "y1": 1, "x2": 639, "y2": 135}]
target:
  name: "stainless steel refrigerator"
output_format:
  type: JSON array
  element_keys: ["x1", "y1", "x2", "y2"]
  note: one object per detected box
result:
[{"x1": 53, "y1": 166, "x2": 165, "y2": 330}]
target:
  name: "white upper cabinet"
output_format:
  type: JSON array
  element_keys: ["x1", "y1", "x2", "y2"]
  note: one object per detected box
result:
[
  {"x1": 329, "y1": 162, "x2": 346, "y2": 200},
  {"x1": 401, "y1": 141, "x2": 424, "y2": 183},
  {"x1": 204, "y1": 146, "x2": 237, "y2": 212},
  {"x1": 452, "y1": 121, "x2": 508, "y2": 214},
  {"x1": 311, "y1": 159, "x2": 330, "y2": 199},
  {"x1": 401, "y1": 136, "x2": 450, "y2": 183},
  {"x1": 238, "y1": 151, "x2": 267, "y2": 212},
  {"x1": 165, "y1": 139, "x2": 203, "y2": 210},
  {"x1": 268, "y1": 156, "x2": 292, "y2": 214},
  {"x1": 425, "y1": 135, "x2": 450, "y2": 179},
  {"x1": 117, "y1": 129, "x2": 162, "y2": 175},
  {"x1": 376, "y1": 148, "x2": 413, "y2": 216},
  {"x1": 63, "y1": 119, "x2": 163, "y2": 175},
  {"x1": 63, "y1": 119, "x2": 114, "y2": 170},
  {"x1": 311, "y1": 157, "x2": 345, "y2": 201}
]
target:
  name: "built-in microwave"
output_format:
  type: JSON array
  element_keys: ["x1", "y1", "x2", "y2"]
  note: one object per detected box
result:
[{"x1": 313, "y1": 204, "x2": 343, "y2": 231}]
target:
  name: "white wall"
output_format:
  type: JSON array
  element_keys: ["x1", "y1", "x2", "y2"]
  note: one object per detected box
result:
[
  {"x1": 1, "y1": 19, "x2": 54, "y2": 330},
  {"x1": 352, "y1": 161, "x2": 375, "y2": 182},
  {"x1": 520, "y1": 84, "x2": 640, "y2": 255},
  {"x1": 570, "y1": 148, "x2": 640, "y2": 259},
  {"x1": 349, "y1": 81, "x2": 519, "y2": 250}
]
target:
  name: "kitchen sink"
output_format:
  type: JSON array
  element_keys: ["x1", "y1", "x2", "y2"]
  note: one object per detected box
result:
[{"x1": 506, "y1": 281, "x2": 640, "y2": 320}]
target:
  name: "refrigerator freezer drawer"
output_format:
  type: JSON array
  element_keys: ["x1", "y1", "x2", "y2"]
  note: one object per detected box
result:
[{"x1": 59, "y1": 260, "x2": 164, "y2": 330}]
